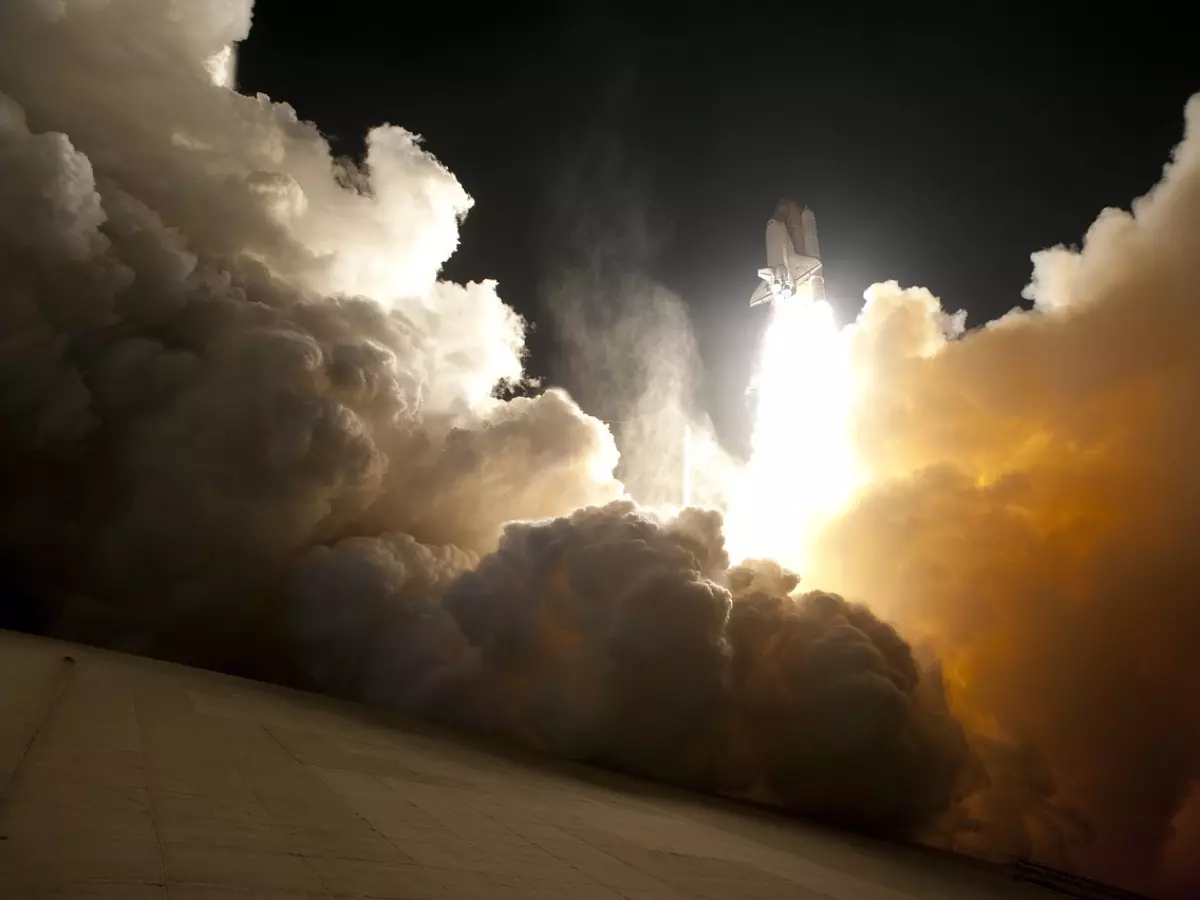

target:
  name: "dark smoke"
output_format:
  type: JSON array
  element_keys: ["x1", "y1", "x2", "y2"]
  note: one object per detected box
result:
[
  {"x1": 293, "y1": 499, "x2": 973, "y2": 836},
  {"x1": 725, "y1": 566, "x2": 974, "y2": 835}
]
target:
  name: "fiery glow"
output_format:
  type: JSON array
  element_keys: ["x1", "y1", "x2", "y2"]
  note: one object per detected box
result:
[
  {"x1": 724, "y1": 289, "x2": 865, "y2": 572},
  {"x1": 205, "y1": 46, "x2": 237, "y2": 89}
]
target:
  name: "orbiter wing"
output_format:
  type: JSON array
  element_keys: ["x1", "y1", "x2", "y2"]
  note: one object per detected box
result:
[{"x1": 749, "y1": 279, "x2": 775, "y2": 306}]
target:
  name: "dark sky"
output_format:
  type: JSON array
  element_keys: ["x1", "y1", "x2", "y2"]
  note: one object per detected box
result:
[{"x1": 237, "y1": 3, "x2": 1197, "y2": 451}]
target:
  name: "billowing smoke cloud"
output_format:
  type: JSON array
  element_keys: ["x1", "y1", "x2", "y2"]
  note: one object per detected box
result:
[
  {"x1": 0, "y1": 0, "x2": 968, "y2": 854},
  {"x1": 289, "y1": 495, "x2": 973, "y2": 836},
  {"x1": 0, "y1": 0, "x2": 620, "y2": 661},
  {"x1": 809, "y1": 96, "x2": 1200, "y2": 896},
  {"x1": 334, "y1": 499, "x2": 971, "y2": 836},
  {"x1": 723, "y1": 559, "x2": 973, "y2": 834}
]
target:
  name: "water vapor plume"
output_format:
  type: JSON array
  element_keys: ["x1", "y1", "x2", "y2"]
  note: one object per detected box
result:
[
  {"x1": 539, "y1": 119, "x2": 737, "y2": 510},
  {"x1": 807, "y1": 94, "x2": 1200, "y2": 897}
]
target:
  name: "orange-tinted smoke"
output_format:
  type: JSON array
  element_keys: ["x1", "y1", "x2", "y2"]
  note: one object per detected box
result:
[{"x1": 811, "y1": 95, "x2": 1200, "y2": 897}]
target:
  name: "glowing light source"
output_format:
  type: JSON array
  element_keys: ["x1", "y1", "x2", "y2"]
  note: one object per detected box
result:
[
  {"x1": 205, "y1": 46, "x2": 237, "y2": 89},
  {"x1": 724, "y1": 288, "x2": 864, "y2": 572}
]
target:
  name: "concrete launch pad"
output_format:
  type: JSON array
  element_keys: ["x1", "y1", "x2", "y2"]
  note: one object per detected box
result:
[{"x1": 0, "y1": 630, "x2": 1049, "y2": 899}]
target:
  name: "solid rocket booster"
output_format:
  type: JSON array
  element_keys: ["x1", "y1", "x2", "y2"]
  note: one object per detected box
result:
[
  {"x1": 798, "y1": 207, "x2": 825, "y2": 303},
  {"x1": 798, "y1": 206, "x2": 821, "y2": 257}
]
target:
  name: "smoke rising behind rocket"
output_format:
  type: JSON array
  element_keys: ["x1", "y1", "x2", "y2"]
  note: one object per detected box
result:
[{"x1": 0, "y1": 3, "x2": 1196, "y2": 897}]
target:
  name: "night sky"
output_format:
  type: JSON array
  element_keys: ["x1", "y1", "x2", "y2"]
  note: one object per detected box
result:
[{"x1": 238, "y1": 4, "x2": 1197, "y2": 451}]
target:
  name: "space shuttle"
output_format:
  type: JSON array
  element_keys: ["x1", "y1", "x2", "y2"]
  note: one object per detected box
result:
[{"x1": 748, "y1": 199, "x2": 825, "y2": 306}]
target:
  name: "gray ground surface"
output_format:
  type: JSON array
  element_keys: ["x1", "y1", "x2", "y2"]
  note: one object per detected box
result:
[{"x1": 0, "y1": 630, "x2": 1050, "y2": 899}]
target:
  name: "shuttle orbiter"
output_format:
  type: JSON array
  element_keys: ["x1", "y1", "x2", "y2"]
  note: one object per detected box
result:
[{"x1": 748, "y1": 199, "x2": 825, "y2": 306}]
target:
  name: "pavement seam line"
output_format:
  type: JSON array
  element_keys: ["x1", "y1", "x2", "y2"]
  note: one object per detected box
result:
[{"x1": 0, "y1": 652, "x2": 77, "y2": 802}]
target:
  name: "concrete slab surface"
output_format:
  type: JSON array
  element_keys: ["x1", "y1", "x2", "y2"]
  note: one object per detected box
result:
[{"x1": 0, "y1": 630, "x2": 1051, "y2": 899}]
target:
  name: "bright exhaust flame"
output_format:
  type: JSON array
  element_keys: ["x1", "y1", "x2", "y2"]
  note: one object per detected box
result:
[{"x1": 724, "y1": 289, "x2": 864, "y2": 571}]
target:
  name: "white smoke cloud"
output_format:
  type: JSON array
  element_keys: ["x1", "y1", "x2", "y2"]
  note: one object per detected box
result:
[{"x1": 0, "y1": 0, "x2": 621, "y2": 658}]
